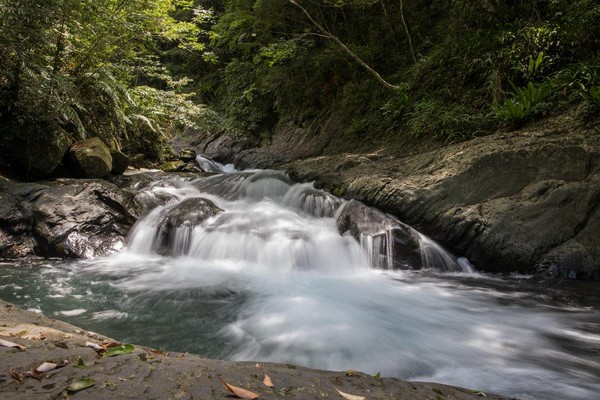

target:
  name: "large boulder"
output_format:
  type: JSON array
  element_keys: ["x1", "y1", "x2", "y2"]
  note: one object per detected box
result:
[
  {"x1": 336, "y1": 200, "x2": 422, "y2": 270},
  {"x1": 110, "y1": 149, "x2": 130, "y2": 175},
  {"x1": 0, "y1": 179, "x2": 141, "y2": 259},
  {"x1": 153, "y1": 197, "x2": 223, "y2": 256},
  {"x1": 0, "y1": 128, "x2": 72, "y2": 178},
  {"x1": 282, "y1": 115, "x2": 600, "y2": 278},
  {"x1": 69, "y1": 137, "x2": 112, "y2": 178}
]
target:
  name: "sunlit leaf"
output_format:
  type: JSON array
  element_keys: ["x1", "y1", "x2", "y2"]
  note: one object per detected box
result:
[
  {"x1": 373, "y1": 372, "x2": 381, "y2": 379},
  {"x1": 35, "y1": 362, "x2": 57, "y2": 373},
  {"x1": 105, "y1": 344, "x2": 135, "y2": 357},
  {"x1": 335, "y1": 388, "x2": 365, "y2": 400},
  {"x1": 219, "y1": 377, "x2": 259, "y2": 399},
  {"x1": 0, "y1": 338, "x2": 26, "y2": 350},
  {"x1": 262, "y1": 373, "x2": 273, "y2": 387},
  {"x1": 67, "y1": 378, "x2": 95, "y2": 392}
]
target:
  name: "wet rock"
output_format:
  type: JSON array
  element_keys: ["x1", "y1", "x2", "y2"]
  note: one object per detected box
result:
[
  {"x1": 0, "y1": 179, "x2": 141, "y2": 259},
  {"x1": 336, "y1": 200, "x2": 422, "y2": 269},
  {"x1": 69, "y1": 137, "x2": 113, "y2": 178},
  {"x1": 153, "y1": 197, "x2": 223, "y2": 255},
  {"x1": 201, "y1": 111, "x2": 600, "y2": 278},
  {"x1": 110, "y1": 149, "x2": 130, "y2": 175}
]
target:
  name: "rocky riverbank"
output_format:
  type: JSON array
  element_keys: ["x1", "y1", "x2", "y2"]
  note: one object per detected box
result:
[
  {"x1": 195, "y1": 112, "x2": 600, "y2": 279},
  {"x1": 0, "y1": 299, "x2": 507, "y2": 399}
]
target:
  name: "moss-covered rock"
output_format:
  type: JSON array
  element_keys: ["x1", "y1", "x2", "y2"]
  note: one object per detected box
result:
[
  {"x1": 0, "y1": 128, "x2": 72, "y2": 178},
  {"x1": 69, "y1": 137, "x2": 112, "y2": 178},
  {"x1": 161, "y1": 160, "x2": 185, "y2": 172}
]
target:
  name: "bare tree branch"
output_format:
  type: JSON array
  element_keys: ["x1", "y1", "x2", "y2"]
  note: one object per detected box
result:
[
  {"x1": 288, "y1": 0, "x2": 401, "y2": 91},
  {"x1": 399, "y1": 0, "x2": 416, "y2": 64}
]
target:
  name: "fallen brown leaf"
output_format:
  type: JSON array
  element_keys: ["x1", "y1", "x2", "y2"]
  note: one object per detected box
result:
[
  {"x1": 335, "y1": 388, "x2": 366, "y2": 400},
  {"x1": 9, "y1": 368, "x2": 23, "y2": 383},
  {"x1": 101, "y1": 341, "x2": 122, "y2": 349},
  {"x1": 345, "y1": 370, "x2": 359, "y2": 377},
  {"x1": 176, "y1": 352, "x2": 188, "y2": 358},
  {"x1": 0, "y1": 338, "x2": 26, "y2": 350},
  {"x1": 262, "y1": 373, "x2": 274, "y2": 388},
  {"x1": 219, "y1": 377, "x2": 259, "y2": 399}
]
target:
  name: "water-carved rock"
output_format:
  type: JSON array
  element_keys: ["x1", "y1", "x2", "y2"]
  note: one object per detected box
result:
[
  {"x1": 153, "y1": 197, "x2": 223, "y2": 256},
  {"x1": 336, "y1": 200, "x2": 422, "y2": 270}
]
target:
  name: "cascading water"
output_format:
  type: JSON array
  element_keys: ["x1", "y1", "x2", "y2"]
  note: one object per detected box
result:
[{"x1": 1, "y1": 165, "x2": 599, "y2": 400}]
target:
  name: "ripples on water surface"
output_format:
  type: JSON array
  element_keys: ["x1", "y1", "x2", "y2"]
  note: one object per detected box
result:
[{"x1": 1, "y1": 169, "x2": 599, "y2": 400}]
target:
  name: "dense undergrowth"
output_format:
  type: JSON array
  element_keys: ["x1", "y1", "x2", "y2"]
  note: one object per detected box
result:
[{"x1": 1, "y1": 0, "x2": 598, "y2": 175}]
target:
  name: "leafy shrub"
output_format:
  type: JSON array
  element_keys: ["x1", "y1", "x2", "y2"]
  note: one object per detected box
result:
[{"x1": 495, "y1": 82, "x2": 551, "y2": 122}]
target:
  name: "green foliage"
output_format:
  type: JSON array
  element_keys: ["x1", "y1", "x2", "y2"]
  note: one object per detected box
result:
[
  {"x1": 407, "y1": 99, "x2": 495, "y2": 142},
  {"x1": 496, "y1": 82, "x2": 551, "y2": 122},
  {"x1": 583, "y1": 86, "x2": 600, "y2": 108}
]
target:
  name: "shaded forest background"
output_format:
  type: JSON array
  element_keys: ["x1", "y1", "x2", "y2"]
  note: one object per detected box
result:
[{"x1": 1, "y1": 0, "x2": 598, "y2": 176}]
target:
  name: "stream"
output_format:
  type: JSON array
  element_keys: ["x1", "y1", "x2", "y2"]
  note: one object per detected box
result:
[{"x1": 1, "y1": 161, "x2": 599, "y2": 400}]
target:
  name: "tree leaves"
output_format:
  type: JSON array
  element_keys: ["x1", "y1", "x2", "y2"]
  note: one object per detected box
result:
[
  {"x1": 0, "y1": 338, "x2": 26, "y2": 350},
  {"x1": 219, "y1": 378, "x2": 260, "y2": 399},
  {"x1": 105, "y1": 344, "x2": 135, "y2": 357},
  {"x1": 67, "y1": 378, "x2": 96, "y2": 393},
  {"x1": 335, "y1": 388, "x2": 366, "y2": 400},
  {"x1": 262, "y1": 373, "x2": 274, "y2": 388}
]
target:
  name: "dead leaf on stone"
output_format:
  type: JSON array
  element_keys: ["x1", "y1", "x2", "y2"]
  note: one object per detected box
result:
[
  {"x1": 149, "y1": 348, "x2": 166, "y2": 355},
  {"x1": 262, "y1": 373, "x2": 273, "y2": 388},
  {"x1": 219, "y1": 377, "x2": 259, "y2": 399},
  {"x1": 345, "y1": 370, "x2": 359, "y2": 377},
  {"x1": 0, "y1": 338, "x2": 26, "y2": 350},
  {"x1": 36, "y1": 362, "x2": 58, "y2": 373},
  {"x1": 85, "y1": 341, "x2": 104, "y2": 352},
  {"x1": 9, "y1": 368, "x2": 23, "y2": 383},
  {"x1": 335, "y1": 388, "x2": 366, "y2": 400},
  {"x1": 101, "y1": 341, "x2": 122, "y2": 349},
  {"x1": 176, "y1": 352, "x2": 188, "y2": 358}
]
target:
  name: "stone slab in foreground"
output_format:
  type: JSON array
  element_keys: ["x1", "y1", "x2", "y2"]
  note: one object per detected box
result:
[{"x1": 0, "y1": 300, "x2": 508, "y2": 399}]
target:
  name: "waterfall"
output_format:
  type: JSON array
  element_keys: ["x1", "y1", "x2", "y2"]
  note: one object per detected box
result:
[{"x1": 125, "y1": 163, "x2": 475, "y2": 274}]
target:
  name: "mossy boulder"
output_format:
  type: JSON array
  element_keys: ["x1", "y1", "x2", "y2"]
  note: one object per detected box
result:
[
  {"x1": 178, "y1": 148, "x2": 197, "y2": 161},
  {"x1": 161, "y1": 160, "x2": 185, "y2": 172},
  {"x1": 0, "y1": 128, "x2": 72, "y2": 178},
  {"x1": 69, "y1": 137, "x2": 112, "y2": 178}
]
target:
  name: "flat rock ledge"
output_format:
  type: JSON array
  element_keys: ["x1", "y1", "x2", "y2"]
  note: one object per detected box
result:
[
  {"x1": 198, "y1": 113, "x2": 600, "y2": 279},
  {"x1": 0, "y1": 299, "x2": 508, "y2": 400}
]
